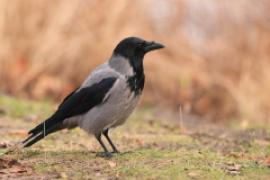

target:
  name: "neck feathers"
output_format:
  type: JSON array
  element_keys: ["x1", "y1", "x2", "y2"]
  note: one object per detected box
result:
[
  {"x1": 109, "y1": 54, "x2": 145, "y2": 95},
  {"x1": 127, "y1": 73, "x2": 145, "y2": 95},
  {"x1": 109, "y1": 55, "x2": 135, "y2": 76}
]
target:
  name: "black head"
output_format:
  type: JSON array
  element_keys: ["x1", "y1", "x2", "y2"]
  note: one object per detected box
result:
[
  {"x1": 113, "y1": 37, "x2": 164, "y2": 95},
  {"x1": 113, "y1": 37, "x2": 164, "y2": 60}
]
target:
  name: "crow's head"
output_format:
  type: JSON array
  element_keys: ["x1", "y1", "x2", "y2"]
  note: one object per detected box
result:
[
  {"x1": 114, "y1": 37, "x2": 164, "y2": 60},
  {"x1": 113, "y1": 37, "x2": 164, "y2": 74}
]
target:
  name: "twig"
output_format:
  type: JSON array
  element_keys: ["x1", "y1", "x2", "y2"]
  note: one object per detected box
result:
[{"x1": 178, "y1": 105, "x2": 185, "y2": 133}]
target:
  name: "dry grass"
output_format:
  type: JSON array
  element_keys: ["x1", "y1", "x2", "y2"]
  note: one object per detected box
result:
[{"x1": 0, "y1": 0, "x2": 270, "y2": 123}]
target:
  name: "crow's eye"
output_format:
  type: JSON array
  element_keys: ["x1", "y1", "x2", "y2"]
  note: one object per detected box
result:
[{"x1": 138, "y1": 41, "x2": 145, "y2": 47}]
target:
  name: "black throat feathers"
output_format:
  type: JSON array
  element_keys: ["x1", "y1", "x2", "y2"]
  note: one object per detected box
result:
[
  {"x1": 127, "y1": 73, "x2": 145, "y2": 96},
  {"x1": 126, "y1": 55, "x2": 145, "y2": 95}
]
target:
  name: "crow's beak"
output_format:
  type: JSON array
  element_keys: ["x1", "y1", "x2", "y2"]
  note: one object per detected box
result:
[{"x1": 144, "y1": 41, "x2": 164, "y2": 53}]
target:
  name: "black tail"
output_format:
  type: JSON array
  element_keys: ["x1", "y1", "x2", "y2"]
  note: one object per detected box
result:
[{"x1": 22, "y1": 115, "x2": 63, "y2": 148}]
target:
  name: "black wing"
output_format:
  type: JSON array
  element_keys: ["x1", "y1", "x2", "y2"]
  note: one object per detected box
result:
[
  {"x1": 57, "y1": 77, "x2": 117, "y2": 118},
  {"x1": 23, "y1": 77, "x2": 117, "y2": 147}
]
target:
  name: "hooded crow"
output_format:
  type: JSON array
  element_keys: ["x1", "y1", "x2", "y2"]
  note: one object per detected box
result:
[{"x1": 22, "y1": 37, "x2": 164, "y2": 157}]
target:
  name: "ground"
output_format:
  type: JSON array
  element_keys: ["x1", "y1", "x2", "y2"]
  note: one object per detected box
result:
[{"x1": 0, "y1": 95, "x2": 270, "y2": 179}]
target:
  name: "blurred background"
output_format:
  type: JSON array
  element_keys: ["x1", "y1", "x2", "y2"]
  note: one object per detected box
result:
[{"x1": 0, "y1": 0, "x2": 270, "y2": 124}]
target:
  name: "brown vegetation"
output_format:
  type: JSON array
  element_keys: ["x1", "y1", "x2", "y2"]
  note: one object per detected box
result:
[{"x1": 0, "y1": 0, "x2": 270, "y2": 122}]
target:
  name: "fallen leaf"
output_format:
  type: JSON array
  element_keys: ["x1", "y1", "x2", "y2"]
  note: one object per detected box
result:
[
  {"x1": 8, "y1": 130, "x2": 28, "y2": 136},
  {"x1": 0, "y1": 158, "x2": 16, "y2": 169},
  {"x1": 0, "y1": 142, "x2": 10, "y2": 149},
  {"x1": 215, "y1": 162, "x2": 242, "y2": 175},
  {"x1": 226, "y1": 163, "x2": 242, "y2": 175},
  {"x1": 227, "y1": 170, "x2": 240, "y2": 176},
  {"x1": 0, "y1": 158, "x2": 29, "y2": 174},
  {"x1": 227, "y1": 164, "x2": 241, "y2": 171},
  {"x1": 8, "y1": 165, "x2": 27, "y2": 173},
  {"x1": 108, "y1": 161, "x2": 116, "y2": 168},
  {"x1": 264, "y1": 156, "x2": 270, "y2": 167},
  {"x1": 188, "y1": 171, "x2": 199, "y2": 178}
]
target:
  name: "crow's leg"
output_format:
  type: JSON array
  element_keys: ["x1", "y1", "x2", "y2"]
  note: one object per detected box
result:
[
  {"x1": 95, "y1": 133, "x2": 112, "y2": 157},
  {"x1": 103, "y1": 129, "x2": 120, "y2": 153}
]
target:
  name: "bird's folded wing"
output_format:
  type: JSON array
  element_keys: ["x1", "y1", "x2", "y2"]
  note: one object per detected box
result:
[
  {"x1": 28, "y1": 77, "x2": 117, "y2": 135},
  {"x1": 57, "y1": 77, "x2": 117, "y2": 119}
]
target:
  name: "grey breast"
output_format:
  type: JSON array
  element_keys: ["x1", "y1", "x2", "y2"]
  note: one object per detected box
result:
[{"x1": 78, "y1": 62, "x2": 140, "y2": 135}]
